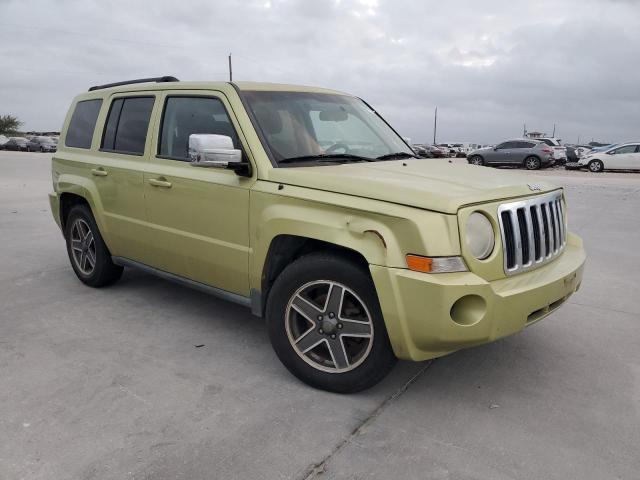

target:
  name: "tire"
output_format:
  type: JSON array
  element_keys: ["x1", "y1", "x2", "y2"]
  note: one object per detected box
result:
[
  {"x1": 588, "y1": 159, "x2": 603, "y2": 172},
  {"x1": 266, "y1": 253, "x2": 397, "y2": 393},
  {"x1": 64, "y1": 204, "x2": 123, "y2": 287},
  {"x1": 468, "y1": 155, "x2": 484, "y2": 166},
  {"x1": 524, "y1": 156, "x2": 541, "y2": 170}
]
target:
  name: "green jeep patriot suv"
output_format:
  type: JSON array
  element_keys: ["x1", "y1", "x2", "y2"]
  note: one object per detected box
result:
[{"x1": 49, "y1": 76, "x2": 586, "y2": 392}]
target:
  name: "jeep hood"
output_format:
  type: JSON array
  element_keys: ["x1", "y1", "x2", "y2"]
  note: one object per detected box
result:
[{"x1": 267, "y1": 159, "x2": 559, "y2": 214}]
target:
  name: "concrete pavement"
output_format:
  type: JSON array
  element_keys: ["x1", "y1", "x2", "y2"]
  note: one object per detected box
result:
[{"x1": 1, "y1": 152, "x2": 638, "y2": 479}]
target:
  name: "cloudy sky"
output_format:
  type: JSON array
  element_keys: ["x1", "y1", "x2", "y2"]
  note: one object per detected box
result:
[{"x1": 1, "y1": 0, "x2": 638, "y2": 144}]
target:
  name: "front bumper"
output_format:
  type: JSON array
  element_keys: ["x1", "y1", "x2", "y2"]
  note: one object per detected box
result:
[{"x1": 371, "y1": 233, "x2": 586, "y2": 361}]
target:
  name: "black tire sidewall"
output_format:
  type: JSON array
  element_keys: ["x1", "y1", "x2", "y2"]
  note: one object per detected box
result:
[
  {"x1": 64, "y1": 205, "x2": 122, "y2": 287},
  {"x1": 266, "y1": 254, "x2": 397, "y2": 393}
]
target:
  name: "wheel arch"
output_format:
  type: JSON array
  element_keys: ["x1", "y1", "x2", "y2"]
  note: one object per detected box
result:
[
  {"x1": 56, "y1": 175, "x2": 109, "y2": 241},
  {"x1": 256, "y1": 234, "x2": 372, "y2": 318}
]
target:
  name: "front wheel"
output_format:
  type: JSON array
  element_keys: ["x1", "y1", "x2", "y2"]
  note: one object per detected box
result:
[
  {"x1": 468, "y1": 155, "x2": 484, "y2": 166},
  {"x1": 524, "y1": 156, "x2": 541, "y2": 170},
  {"x1": 588, "y1": 160, "x2": 604, "y2": 172},
  {"x1": 266, "y1": 253, "x2": 397, "y2": 393}
]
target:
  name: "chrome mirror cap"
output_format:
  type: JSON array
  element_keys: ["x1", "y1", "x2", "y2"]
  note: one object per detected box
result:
[{"x1": 189, "y1": 134, "x2": 242, "y2": 168}]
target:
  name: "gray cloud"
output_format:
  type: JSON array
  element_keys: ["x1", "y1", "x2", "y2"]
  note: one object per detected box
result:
[{"x1": 1, "y1": 0, "x2": 638, "y2": 144}]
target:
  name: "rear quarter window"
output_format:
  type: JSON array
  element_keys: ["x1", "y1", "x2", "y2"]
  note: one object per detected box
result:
[{"x1": 65, "y1": 99, "x2": 103, "y2": 149}]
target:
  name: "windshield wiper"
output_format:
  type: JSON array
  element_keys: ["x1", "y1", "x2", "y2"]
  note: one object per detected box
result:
[
  {"x1": 279, "y1": 153, "x2": 375, "y2": 164},
  {"x1": 376, "y1": 152, "x2": 418, "y2": 160}
]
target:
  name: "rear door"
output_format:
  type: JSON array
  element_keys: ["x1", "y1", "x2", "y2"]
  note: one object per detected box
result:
[
  {"x1": 494, "y1": 141, "x2": 519, "y2": 164},
  {"x1": 90, "y1": 93, "x2": 158, "y2": 260},
  {"x1": 141, "y1": 91, "x2": 254, "y2": 296}
]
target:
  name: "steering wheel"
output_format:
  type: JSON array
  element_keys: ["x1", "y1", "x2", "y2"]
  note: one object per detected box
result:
[{"x1": 325, "y1": 142, "x2": 351, "y2": 155}]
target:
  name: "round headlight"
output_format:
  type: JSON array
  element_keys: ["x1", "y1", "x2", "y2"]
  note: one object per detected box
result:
[{"x1": 465, "y1": 212, "x2": 495, "y2": 260}]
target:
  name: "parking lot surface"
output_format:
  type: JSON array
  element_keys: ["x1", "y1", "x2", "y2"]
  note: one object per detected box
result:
[{"x1": 1, "y1": 152, "x2": 639, "y2": 480}]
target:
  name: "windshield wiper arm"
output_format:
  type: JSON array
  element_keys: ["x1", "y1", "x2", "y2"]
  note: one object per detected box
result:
[
  {"x1": 279, "y1": 153, "x2": 375, "y2": 164},
  {"x1": 376, "y1": 152, "x2": 419, "y2": 160}
]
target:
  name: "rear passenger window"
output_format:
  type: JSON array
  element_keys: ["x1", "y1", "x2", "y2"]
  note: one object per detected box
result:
[
  {"x1": 65, "y1": 99, "x2": 102, "y2": 149},
  {"x1": 101, "y1": 96, "x2": 155, "y2": 155},
  {"x1": 158, "y1": 96, "x2": 240, "y2": 160}
]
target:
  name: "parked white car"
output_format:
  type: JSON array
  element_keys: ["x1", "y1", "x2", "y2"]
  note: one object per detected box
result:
[
  {"x1": 575, "y1": 143, "x2": 640, "y2": 172},
  {"x1": 535, "y1": 138, "x2": 567, "y2": 162}
]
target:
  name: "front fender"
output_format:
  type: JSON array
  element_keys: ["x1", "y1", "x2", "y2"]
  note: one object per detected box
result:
[{"x1": 248, "y1": 182, "x2": 461, "y2": 292}]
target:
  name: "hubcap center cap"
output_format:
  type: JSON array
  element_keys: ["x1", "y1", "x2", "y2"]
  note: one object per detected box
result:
[{"x1": 321, "y1": 316, "x2": 338, "y2": 334}]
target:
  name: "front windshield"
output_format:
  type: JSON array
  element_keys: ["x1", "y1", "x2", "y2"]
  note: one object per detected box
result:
[{"x1": 243, "y1": 91, "x2": 413, "y2": 165}]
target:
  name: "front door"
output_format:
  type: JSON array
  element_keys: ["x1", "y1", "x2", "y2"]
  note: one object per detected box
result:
[
  {"x1": 608, "y1": 144, "x2": 638, "y2": 170},
  {"x1": 142, "y1": 92, "x2": 254, "y2": 296}
]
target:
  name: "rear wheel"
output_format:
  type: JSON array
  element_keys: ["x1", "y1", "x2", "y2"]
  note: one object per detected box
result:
[
  {"x1": 524, "y1": 156, "x2": 541, "y2": 170},
  {"x1": 266, "y1": 253, "x2": 396, "y2": 393},
  {"x1": 468, "y1": 155, "x2": 484, "y2": 166},
  {"x1": 64, "y1": 204, "x2": 123, "y2": 287},
  {"x1": 588, "y1": 160, "x2": 603, "y2": 172}
]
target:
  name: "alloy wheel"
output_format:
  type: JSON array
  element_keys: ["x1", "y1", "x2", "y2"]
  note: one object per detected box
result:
[
  {"x1": 70, "y1": 218, "x2": 97, "y2": 275},
  {"x1": 285, "y1": 280, "x2": 374, "y2": 373},
  {"x1": 526, "y1": 157, "x2": 539, "y2": 170}
]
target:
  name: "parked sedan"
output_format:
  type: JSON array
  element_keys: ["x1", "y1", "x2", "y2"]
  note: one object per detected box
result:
[
  {"x1": 567, "y1": 143, "x2": 640, "y2": 172},
  {"x1": 0, "y1": 135, "x2": 9, "y2": 148},
  {"x1": 467, "y1": 140, "x2": 554, "y2": 170},
  {"x1": 27, "y1": 136, "x2": 57, "y2": 152},
  {"x1": 2, "y1": 137, "x2": 29, "y2": 151}
]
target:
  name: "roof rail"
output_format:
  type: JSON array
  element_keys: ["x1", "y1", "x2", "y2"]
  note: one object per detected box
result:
[{"x1": 88, "y1": 76, "x2": 179, "y2": 92}]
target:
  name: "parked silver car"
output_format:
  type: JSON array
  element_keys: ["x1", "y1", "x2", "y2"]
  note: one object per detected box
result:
[
  {"x1": 26, "y1": 136, "x2": 57, "y2": 152},
  {"x1": 467, "y1": 139, "x2": 554, "y2": 170}
]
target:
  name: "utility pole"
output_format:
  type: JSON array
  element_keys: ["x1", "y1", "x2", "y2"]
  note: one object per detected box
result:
[
  {"x1": 523, "y1": 122, "x2": 527, "y2": 137},
  {"x1": 433, "y1": 106, "x2": 437, "y2": 145},
  {"x1": 552, "y1": 123, "x2": 556, "y2": 137},
  {"x1": 228, "y1": 53, "x2": 233, "y2": 82}
]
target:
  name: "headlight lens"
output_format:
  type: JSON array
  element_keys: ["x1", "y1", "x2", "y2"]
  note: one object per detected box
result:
[{"x1": 465, "y1": 212, "x2": 495, "y2": 260}]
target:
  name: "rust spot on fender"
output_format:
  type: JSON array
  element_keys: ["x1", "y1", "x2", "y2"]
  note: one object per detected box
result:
[{"x1": 364, "y1": 229, "x2": 387, "y2": 249}]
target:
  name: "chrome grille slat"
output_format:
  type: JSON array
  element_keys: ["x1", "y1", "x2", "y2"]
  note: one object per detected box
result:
[
  {"x1": 497, "y1": 191, "x2": 566, "y2": 275},
  {"x1": 523, "y1": 207, "x2": 535, "y2": 265}
]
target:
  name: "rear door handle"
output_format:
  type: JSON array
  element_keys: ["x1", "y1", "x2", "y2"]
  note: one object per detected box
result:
[
  {"x1": 91, "y1": 167, "x2": 108, "y2": 177},
  {"x1": 148, "y1": 178, "x2": 172, "y2": 188}
]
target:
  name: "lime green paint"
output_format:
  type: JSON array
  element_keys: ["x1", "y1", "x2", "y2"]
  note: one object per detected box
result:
[{"x1": 50, "y1": 81, "x2": 586, "y2": 361}]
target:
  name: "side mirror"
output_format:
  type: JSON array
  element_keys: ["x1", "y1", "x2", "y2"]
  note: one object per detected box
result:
[
  {"x1": 189, "y1": 134, "x2": 243, "y2": 169},
  {"x1": 494, "y1": 147, "x2": 499, "y2": 151}
]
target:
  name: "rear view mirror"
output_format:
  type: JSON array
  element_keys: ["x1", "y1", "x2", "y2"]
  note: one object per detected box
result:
[
  {"x1": 319, "y1": 108, "x2": 348, "y2": 122},
  {"x1": 189, "y1": 134, "x2": 242, "y2": 168}
]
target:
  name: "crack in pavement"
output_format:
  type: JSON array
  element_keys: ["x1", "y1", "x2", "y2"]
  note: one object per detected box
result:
[{"x1": 299, "y1": 360, "x2": 434, "y2": 480}]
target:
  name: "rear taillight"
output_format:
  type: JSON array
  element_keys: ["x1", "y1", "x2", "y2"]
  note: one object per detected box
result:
[{"x1": 542, "y1": 147, "x2": 553, "y2": 154}]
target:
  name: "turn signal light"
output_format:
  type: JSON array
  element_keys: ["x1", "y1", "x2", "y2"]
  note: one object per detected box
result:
[
  {"x1": 406, "y1": 255, "x2": 468, "y2": 274},
  {"x1": 406, "y1": 255, "x2": 433, "y2": 272}
]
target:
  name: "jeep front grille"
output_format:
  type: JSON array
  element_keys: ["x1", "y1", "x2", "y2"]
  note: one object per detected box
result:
[{"x1": 497, "y1": 191, "x2": 566, "y2": 275}]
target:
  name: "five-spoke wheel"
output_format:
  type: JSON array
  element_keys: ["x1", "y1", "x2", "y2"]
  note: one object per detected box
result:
[
  {"x1": 70, "y1": 218, "x2": 97, "y2": 275},
  {"x1": 286, "y1": 280, "x2": 374, "y2": 373},
  {"x1": 64, "y1": 204, "x2": 123, "y2": 287},
  {"x1": 267, "y1": 253, "x2": 396, "y2": 393}
]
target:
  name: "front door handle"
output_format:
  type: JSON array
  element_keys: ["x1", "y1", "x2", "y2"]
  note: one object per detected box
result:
[
  {"x1": 148, "y1": 178, "x2": 172, "y2": 188},
  {"x1": 91, "y1": 167, "x2": 108, "y2": 177}
]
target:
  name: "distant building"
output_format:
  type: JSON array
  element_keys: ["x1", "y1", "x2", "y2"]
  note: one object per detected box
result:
[{"x1": 525, "y1": 131, "x2": 546, "y2": 139}]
